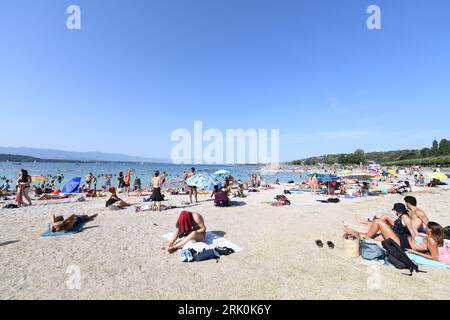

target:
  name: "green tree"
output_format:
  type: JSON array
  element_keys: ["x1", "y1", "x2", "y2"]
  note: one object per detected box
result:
[
  {"x1": 432, "y1": 140, "x2": 439, "y2": 156},
  {"x1": 353, "y1": 149, "x2": 366, "y2": 164},
  {"x1": 439, "y1": 139, "x2": 450, "y2": 155}
]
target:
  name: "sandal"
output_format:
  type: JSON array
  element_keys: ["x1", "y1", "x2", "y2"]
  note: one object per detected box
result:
[
  {"x1": 327, "y1": 241, "x2": 335, "y2": 249},
  {"x1": 315, "y1": 240, "x2": 324, "y2": 248}
]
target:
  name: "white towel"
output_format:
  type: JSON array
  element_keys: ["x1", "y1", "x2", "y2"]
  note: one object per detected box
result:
[{"x1": 162, "y1": 231, "x2": 242, "y2": 253}]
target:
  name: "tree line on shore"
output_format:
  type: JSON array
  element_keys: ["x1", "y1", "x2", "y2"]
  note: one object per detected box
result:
[{"x1": 289, "y1": 139, "x2": 450, "y2": 166}]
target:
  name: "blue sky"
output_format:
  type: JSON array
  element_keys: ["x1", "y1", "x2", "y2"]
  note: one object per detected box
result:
[{"x1": 1, "y1": 0, "x2": 449, "y2": 162}]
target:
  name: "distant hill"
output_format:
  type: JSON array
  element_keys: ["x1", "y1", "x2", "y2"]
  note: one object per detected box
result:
[
  {"x1": 0, "y1": 154, "x2": 83, "y2": 163},
  {"x1": 0, "y1": 147, "x2": 169, "y2": 163}
]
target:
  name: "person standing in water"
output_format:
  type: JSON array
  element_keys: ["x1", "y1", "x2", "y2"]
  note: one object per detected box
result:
[
  {"x1": 123, "y1": 168, "x2": 132, "y2": 196},
  {"x1": 84, "y1": 173, "x2": 93, "y2": 190},
  {"x1": 117, "y1": 171, "x2": 124, "y2": 189}
]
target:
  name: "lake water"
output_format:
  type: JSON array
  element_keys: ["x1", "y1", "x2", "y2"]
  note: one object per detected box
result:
[{"x1": 0, "y1": 162, "x2": 304, "y2": 188}]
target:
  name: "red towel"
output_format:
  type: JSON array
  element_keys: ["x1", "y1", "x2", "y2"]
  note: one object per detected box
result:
[{"x1": 177, "y1": 211, "x2": 195, "y2": 236}]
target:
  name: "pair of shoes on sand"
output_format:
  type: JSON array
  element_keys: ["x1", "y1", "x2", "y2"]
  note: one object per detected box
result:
[{"x1": 315, "y1": 240, "x2": 335, "y2": 249}]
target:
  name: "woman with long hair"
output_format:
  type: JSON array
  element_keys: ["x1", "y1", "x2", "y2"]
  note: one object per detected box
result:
[{"x1": 16, "y1": 169, "x2": 32, "y2": 206}]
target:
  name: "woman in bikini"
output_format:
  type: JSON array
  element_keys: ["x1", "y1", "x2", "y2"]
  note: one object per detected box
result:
[
  {"x1": 123, "y1": 169, "x2": 132, "y2": 196},
  {"x1": 16, "y1": 169, "x2": 32, "y2": 206},
  {"x1": 406, "y1": 222, "x2": 446, "y2": 261},
  {"x1": 342, "y1": 203, "x2": 416, "y2": 242},
  {"x1": 50, "y1": 213, "x2": 98, "y2": 232}
]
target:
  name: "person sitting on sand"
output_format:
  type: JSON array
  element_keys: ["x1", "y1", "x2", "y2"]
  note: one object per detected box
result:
[
  {"x1": 231, "y1": 183, "x2": 245, "y2": 198},
  {"x1": 404, "y1": 196, "x2": 429, "y2": 232},
  {"x1": 105, "y1": 187, "x2": 130, "y2": 208},
  {"x1": 405, "y1": 222, "x2": 447, "y2": 261},
  {"x1": 50, "y1": 213, "x2": 98, "y2": 232},
  {"x1": 211, "y1": 185, "x2": 229, "y2": 207},
  {"x1": 163, "y1": 211, "x2": 207, "y2": 253},
  {"x1": 342, "y1": 203, "x2": 420, "y2": 242}
]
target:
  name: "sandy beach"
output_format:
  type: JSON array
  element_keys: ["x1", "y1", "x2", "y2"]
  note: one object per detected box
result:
[{"x1": 1, "y1": 184, "x2": 449, "y2": 300}]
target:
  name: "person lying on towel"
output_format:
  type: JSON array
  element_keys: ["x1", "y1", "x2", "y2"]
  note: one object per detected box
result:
[
  {"x1": 50, "y1": 213, "x2": 97, "y2": 232},
  {"x1": 163, "y1": 211, "x2": 206, "y2": 254}
]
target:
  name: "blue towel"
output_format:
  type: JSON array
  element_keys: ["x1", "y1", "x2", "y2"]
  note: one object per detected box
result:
[
  {"x1": 406, "y1": 253, "x2": 450, "y2": 269},
  {"x1": 41, "y1": 221, "x2": 87, "y2": 237}
]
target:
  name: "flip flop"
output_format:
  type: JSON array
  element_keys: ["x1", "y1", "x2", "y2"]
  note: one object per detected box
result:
[
  {"x1": 327, "y1": 241, "x2": 335, "y2": 249},
  {"x1": 315, "y1": 240, "x2": 324, "y2": 248}
]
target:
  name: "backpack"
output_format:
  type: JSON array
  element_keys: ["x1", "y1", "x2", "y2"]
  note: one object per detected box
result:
[
  {"x1": 215, "y1": 247, "x2": 235, "y2": 256},
  {"x1": 381, "y1": 238, "x2": 426, "y2": 276},
  {"x1": 361, "y1": 241, "x2": 386, "y2": 260},
  {"x1": 444, "y1": 226, "x2": 450, "y2": 240},
  {"x1": 275, "y1": 195, "x2": 288, "y2": 201},
  {"x1": 3, "y1": 203, "x2": 19, "y2": 209}
]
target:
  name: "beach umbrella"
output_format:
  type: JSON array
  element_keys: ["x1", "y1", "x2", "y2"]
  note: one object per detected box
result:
[
  {"x1": 388, "y1": 169, "x2": 397, "y2": 176},
  {"x1": 213, "y1": 169, "x2": 230, "y2": 176},
  {"x1": 307, "y1": 172, "x2": 339, "y2": 182},
  {"x1": 31, "y1": 176, "x2": 47, "y2": 182},
  {"x1": 343, "y1": 172, "x2": 375, "y2": 181},
  {"x1": 186, "y1": 173, "x2": 222, "y2": 191},
  {"x1": 427, "y1": 172, "x2": 448, "y2": 180},
  {"x1": 61, "y1": 177, "x2": 81, "y2": 194}
]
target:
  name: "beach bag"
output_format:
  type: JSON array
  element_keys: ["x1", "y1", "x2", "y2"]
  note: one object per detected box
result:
[
  {"x1": 327, "y1": 198, "x2": 340, "y2": 203},
  {"x1": 215, "y1": 247, "x2": 235, "y2": 256},
  {"x1": 3, "y1": 203, "x2": 19, "y2": 209},
  {"x1": 343, "y1": 234, "x2": 360, "y2": 258},
  {"x1": 444, "y1": 226, "x2": 450, "y2": 240},
  {"x1": 194, "y1": 249, "x2": 220, "y2": 262},
  {"x1": 275, "y1": 195, "x2": 288, "y2": 201},
  {"x1": 382, "y1": 238, "x2": 425, "y2": 276},
  {"x1": 361, "y1": 241, "x2": 386, "y2": 260}
]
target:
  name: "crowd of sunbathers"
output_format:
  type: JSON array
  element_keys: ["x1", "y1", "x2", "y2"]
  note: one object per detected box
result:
[{"x1": 342, "y1": 196, "x2": 448, "y2": 262}]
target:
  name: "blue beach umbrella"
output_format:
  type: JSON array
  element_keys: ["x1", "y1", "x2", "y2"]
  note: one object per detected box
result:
[
  {"x1": 213, "y1": 169, "x2": 230, "y2": 176},
  {"x1": 61, "y1": 177, "x2": 81, "y2": 194},
  {"x1": 307, "y1": 172, "x2": 340, "y2": 182},
  {"x1": 186, "y1": 173, "x2": 222, "y2": 191}
]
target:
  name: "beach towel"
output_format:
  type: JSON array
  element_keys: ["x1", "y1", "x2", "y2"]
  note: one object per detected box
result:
[
  {"x1": 162, "y1": 231, "x2": 242, "y2": 253},
  {"x1": 406, "y1": 253, "x2": 450, "y2": 269},
  {"x1": 41, "y1": 221, "x2": 88, "y2": 237}
]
